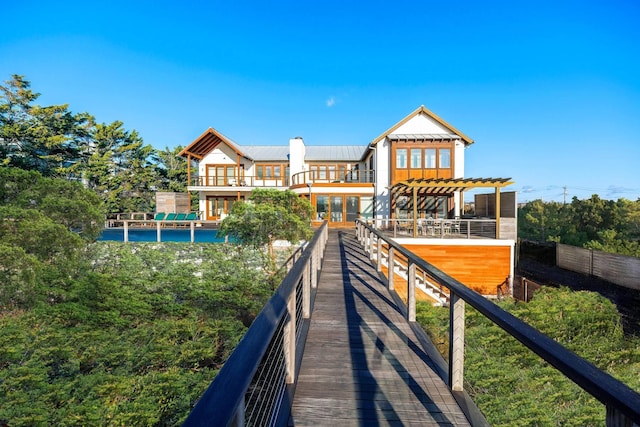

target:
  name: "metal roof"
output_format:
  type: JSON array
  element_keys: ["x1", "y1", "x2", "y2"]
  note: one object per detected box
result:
[
  {"x1": 240, "y1": 145, "x2": 367, "y2": 162},
  {"x1": 305, "y1": 146, "x2": 367, "y2": 161},
  {"x1": 242, "y1": 146, "x2": 290, "y2": 161},
  {"x1": 388, "y1": 133, "x2": 460, "y2": 141}
]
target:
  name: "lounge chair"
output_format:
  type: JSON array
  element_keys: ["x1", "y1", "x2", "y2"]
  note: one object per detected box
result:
[
  {"x1": 175, "y1": 213, "x2": 187, "y2": 221},
  {"x1": 154, "y1": 212, "x2": 166, "y2": 221},
  {"x1": 185, "y1": 212, "x2": 198, "y2": 221},
  {"x1": 165, "y1": 213, "x2": 177, "y2": 221}
]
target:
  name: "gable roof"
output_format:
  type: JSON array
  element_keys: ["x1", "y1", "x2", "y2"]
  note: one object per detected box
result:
[
  {"x1": 369, "y1": 105, "x2": 474, "y2": 147},
  {"x1": 178, "y1": 127, "x2": 247, "y2": 160}
]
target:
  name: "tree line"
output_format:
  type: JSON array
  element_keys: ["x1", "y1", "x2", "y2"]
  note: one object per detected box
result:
[
  {"x1": 0, "y1": 74, "x2": 189, "y2": 214},
  {"x1": 518, "y1": 196, "x2": 640, "y2": 257}
]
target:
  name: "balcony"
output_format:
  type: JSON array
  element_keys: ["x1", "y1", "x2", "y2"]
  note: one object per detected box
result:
[
  {"x1": 370, "y1": 217, "x2": 516, "y2": 240},
  {"x1": 290, "y1": 169, "x2": 375, "y2": 186},
  {"x1": 188, "y1": 175, "x2": 290, "y2": 189}
]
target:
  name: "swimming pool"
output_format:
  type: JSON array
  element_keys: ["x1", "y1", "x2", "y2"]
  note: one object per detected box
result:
[{"x1": 99, "y1": 228, "x2": 227, "y2": 243}]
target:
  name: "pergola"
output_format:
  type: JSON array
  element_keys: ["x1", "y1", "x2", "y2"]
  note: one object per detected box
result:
[{"x1": 389, "y1": 177, "x2": 514, "y2": 238}]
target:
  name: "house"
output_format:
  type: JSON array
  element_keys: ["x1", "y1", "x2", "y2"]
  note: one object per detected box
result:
[{"x1": 179, "y1": 105, "x2": 516, "y2": 297}]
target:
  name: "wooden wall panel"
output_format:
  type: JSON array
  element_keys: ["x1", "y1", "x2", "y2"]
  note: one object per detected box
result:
[{"x1": 404, "y1": 244, "x2": 511, "y2": 295}]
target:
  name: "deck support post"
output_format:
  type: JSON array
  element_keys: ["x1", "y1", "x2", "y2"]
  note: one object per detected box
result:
[
  {"x1": 156, "y1": 220, "x2": 161, "y2": 242},
  {"x1": 123, "y1": 221, "x2": 129, "y2": 242},
  {"x1": 388, "y1": 247, "x2": 395, "y2": 291},
  {"x1": 190, "y1": 221, "x2": 195, "y2": 243},
  {"x1": 449, "y1": 292, "x2": 465, "y2": 391},
  {"x1": 408, "y1": 262, "x2": 416, "y2": 322},
  {"x1": 285, "y1": 287, "x2": 296, "y2": 384}
]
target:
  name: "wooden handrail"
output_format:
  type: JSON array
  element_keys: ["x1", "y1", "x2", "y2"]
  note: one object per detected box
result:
[
  {"x1": 356, "y1": 220, "x2": 640, "y2": 426},
  {"x1": 183, "y1": 221, "x2": 328, "y2": 426}
]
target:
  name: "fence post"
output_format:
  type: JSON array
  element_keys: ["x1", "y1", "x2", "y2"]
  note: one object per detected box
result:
[
  {"x1": 388, "y1": 247, "x2": 395, "y2": 291},
  {"x1": 449, "y1": 292, "x2": 465, "y2": 391},
  {"x1": 407, "y1": 262, "x2": 416, "y2": 322}
]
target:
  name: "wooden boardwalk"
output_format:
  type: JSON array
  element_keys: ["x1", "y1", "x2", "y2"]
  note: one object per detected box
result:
[{"x1": 289, "y1": 230, "x2": 471, "y2": 426}]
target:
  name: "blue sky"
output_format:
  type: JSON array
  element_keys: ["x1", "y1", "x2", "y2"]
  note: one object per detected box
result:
[{"x1": 2, "y1": 0, "x2": 639, "y2": 202}]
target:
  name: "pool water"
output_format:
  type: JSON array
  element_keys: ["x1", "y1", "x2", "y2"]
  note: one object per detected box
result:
[{"x1": 99, "y1": 228, "x2": 227, "y2": 243}]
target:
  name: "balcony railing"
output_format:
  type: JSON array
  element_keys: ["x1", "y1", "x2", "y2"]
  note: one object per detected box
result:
[
  {"x1": 372, "y1": 218, "x2": 498, "y2": 239},
  {"x1": 290, "y1": 169, "x2": 375, "y2": 186},
  {"x1": 189, "y1": 176, "x2": 290, "y2": 188}
]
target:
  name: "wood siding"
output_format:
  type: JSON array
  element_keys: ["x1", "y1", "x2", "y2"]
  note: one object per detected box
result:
[
  {"x1": 404, "y1": 244, "x2": 512, "y2": 296},
  {"x1": 557, "y1": 243, "x2": 640, "y2": 291}
]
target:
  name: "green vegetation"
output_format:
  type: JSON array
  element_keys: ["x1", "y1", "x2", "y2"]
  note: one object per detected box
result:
[
  {"x1": 518, "y1": 196, "x2": 640, "y2": 257},
  {"x1": 219, "y1": 188, "x2": 313, "y2": 274},
  {"x1": 1, "y1": 74, "x2": 190, "y2": 214},
  {"x1": 0, "y1": 167, "x2": 278, "y2": 425},
  {"x1": 416, "y1": 288, "x2": 640, "y2": 426}
]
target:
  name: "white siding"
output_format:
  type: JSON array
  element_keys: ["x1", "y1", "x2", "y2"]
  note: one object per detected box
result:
[{"x1": 393, "y1": 114, "x2": 450, "y2": 134}]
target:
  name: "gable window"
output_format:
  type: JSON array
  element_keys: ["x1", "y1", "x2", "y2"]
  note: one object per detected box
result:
[
  {"x1": 425, "y1": 149, "x2": 437, "y2": 169},
  {"x1": 410, "y1": 149, "x2": 422, "y2": 168},
  {"x1": 439, "y1": 148, "x2": 451, "y2": 168},
  {"x1": 396, "y1": 149, "x2": 407, "y2": 168}
]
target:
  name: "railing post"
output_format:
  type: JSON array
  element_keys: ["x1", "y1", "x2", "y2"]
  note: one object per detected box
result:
[
  {"x1": 231, "y1": 397, "x2": 246, "y2": 427},
  {"x1": 369, "y1": 233, "x2": 375, "y2": 261},
  {"x1": 388, "y1": 247, "x2": 395, "y2": 291},
  {"x1": 310, "y1": 245, "x2": 317, "y2": 290},
  {"x1": 449, "y1": 292, "x2": 465, "y2": 392},
  {"x1": 408, "y1": 262, "x2": 416, "y2": 322},
  {"x1": 606, "y1": 405, "x2": 636, "y2": 427},
  {"x1": 285, "y1": 289, "x2": 296, "y2": 384},
  {"x1": 302, "y1": 260, "x2": 311, "y2": 320},
  {"x1": 376, "y1": 237, "x2": 382, "y2": 272}
]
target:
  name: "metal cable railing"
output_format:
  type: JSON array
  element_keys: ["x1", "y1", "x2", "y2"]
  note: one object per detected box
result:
[
  {"x1": 356, "y1": 220, "x2": 640, "y2": 427},
  {"x1": 183, "y1": 221, "x2": 328, "y2": 427}
]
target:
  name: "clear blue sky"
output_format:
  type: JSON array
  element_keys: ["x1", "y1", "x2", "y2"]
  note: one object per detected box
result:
[{"x1": 2, "y1": 0, "x2": 639, "y2": 202}]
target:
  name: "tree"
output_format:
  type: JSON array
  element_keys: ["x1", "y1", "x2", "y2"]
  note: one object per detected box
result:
[
  {"x1": 84, "y1": 121, "x2": 161, "y2": 213},
  {"x1": 0, "y1": 74, "x2": 91, "y2": 177},
  {"x1": 218, "y1": 189, "x2": 313, "y2": 265}
]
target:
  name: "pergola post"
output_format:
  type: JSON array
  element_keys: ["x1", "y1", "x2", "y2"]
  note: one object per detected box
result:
[
  {"x1": 412, "y1": 187, "x2": 418, "y2": 237},
  {"x1": 495, "y1": 187, "x2": 501, "y2": 239}
]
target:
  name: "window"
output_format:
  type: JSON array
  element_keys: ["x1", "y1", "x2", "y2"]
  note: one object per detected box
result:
[
  {"x1": 316, "y1": 195, "x2": 328, "y2": 220},
  {"x1": 396, "y1": 149, "x2": 407, "y2": 168},
  {"x1": 439, "y1": 149, "x2": 451, "y2": 168},
  {"x1": 410, "y1": 149, "x2": 422, "y2": 168},
  {"x1": 425, "y1": 149, "x2": 436, "y2": 168}
]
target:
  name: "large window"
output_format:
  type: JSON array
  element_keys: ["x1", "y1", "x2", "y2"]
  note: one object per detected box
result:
[
  {"x1": 256, "y1": 164, "x2": 285, "y2": 180},
  {"x1": 425, "y1": 149, "x2": 437, "y2": 169},
  {"x1": 439, "y1": 149, "x2": 451, "y2": 168},
  {"x1": 396, "y1": 149, "x2": 407, "y2": 168},
  {"x1": 316, "y1": 195, "x2": 329, "y2": 220},
  {"x1": 410, "y1": 149, "x2": 422, "y2": 169}
]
